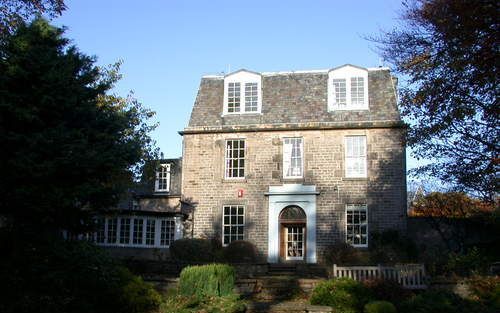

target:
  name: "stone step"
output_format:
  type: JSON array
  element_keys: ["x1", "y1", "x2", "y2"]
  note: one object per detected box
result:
[{"x1": 246, "y1": 301, "x2": 332, "y2": 313}]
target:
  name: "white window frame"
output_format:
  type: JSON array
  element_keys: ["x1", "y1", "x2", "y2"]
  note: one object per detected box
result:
[
  {"x1": 283, "y1": 137, "x2": 304, "y2": 179},
  {"x1": 346, "y1": 204, "x2": 368, "y2": 247},
  {"x1": 344, "y1": 135, "x2": 367, "y2": 178},
  {"x1": 155, "y1": 163, "x2": 171, "y2": 192},
  {"x1": 223, "y1": 70, "x2": 262, "y2": 115},
  {"x1": 328, "y1": 65, "x2": 369, "y2": 111},
  {"x1": 224, "y1": 139, "x2": 245, "y2": 179},
  {"x1": 222, "y1": 205, "x2": 245, "y2": 246},
  {"x1": 94, "y1": 216, "x2": 180, "y2": 248}
]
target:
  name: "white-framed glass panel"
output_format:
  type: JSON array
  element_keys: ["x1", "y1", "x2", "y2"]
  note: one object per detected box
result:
[
  {"x1": 107, "y1": 218, "x2": 117, "y2": 244},
  {"x1": 328, "y1": 65, "x2": 369, "y2": 111},
  {"x1": 286, "y1": 226, "x2": 304, "y2": 260},
  {"x1": 225, "y1": 139, "x2": 245, "y2": 179},
  {"x1": 345, "y1": 136, "x2": 367, "y2": 178},
  {"x1": 95, "y1": 217, "x2": 105, "y2": 244},
  {"x1": 346, "y1": 204, "x2": 368, "y2": 247},
  {"x1": 283, "y1": 137, "x2": 303, "y2": 178},
  {"x1": 160, "y1": 219, "x2": 175, "y2": 247},
  {"x1": 145, "y1": 219, "x2": 156, "y2": 246},
  {"x1": 332, "y1": 79, "x2": 347, "y2": 107},
  {"x1": 223, "y1": 71, "x2": 262, "y2": 114},
  {"x1": 93, "y1": 216, "x2": 179, "y2": 248},
  {"x1": 222, "y1": 205, "x2": 244, "y2": 245},
  {"x1": 155, "y1": 163, "x2": 171, "y2": 192},
  {"x1": 351, "y1": 77, "x2": 365, "y2": 105},
  {"x1": 227, "y1": 82, "x2": 241, "y2": 113},
  {"x1": 132, "y1": 218, "x2": 144, "y2": 245},
  {"x1": 244, "y1": 82, "x2": 258, "y2": 112},
  {"x1": 119, "y1": 218, "x2": 131, "y2": 244}
]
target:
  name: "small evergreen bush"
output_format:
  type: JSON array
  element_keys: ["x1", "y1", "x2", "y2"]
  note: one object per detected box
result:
[
  {"x1": 399, "y1": 289, "x2": 494, "y2": 313},
  {"x1": 364, "y1": 301, "x2": 397, "y2": 313},
  {"x1": 310, "y1": 277, "x2": 373, "y2": 313},
  {"x1": 324, "y1": 242, "x2": 370, "y2": 265},
  {"x1": 223, "y1": 240, "x2": 258, "y2": 263},
  {"x1": 467, "y1": 275, "x2": 500, "y2": 309},
  {"x1": 363, "y1": 278, "x2": 413, "y2": 306},
  {"x1": 369, "y1": 230, "x2": 418, "y2": 264},
  {"x1": 178, "y1": 264, "x2": 236, "y2": 298},
  {"x1": 170, "y1": 238, "x2": 221, "y2": 263},
  {"x1": 445, "y1": 247, "x2": 489, "y2": 276},
  {"x1": 117, "y1": 267, "x2": 162, "y2": 313}
]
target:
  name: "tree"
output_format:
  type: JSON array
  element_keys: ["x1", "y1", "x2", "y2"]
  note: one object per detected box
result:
[
  {"x1": 0, "y1": 18, "x2": 157, "y2": 236},
  {"x1": 373, "y1": 0, "x2": 499, "y2": 200},
  {"x1": 410, "y1": 191, "x2": 495, "y2": 252},
  {"x1": 0, "y1": 0, "x2": 65, "y2": 36}
]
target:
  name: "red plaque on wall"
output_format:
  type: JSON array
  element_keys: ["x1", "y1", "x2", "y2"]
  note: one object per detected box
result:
[{"x1": 237, "y1": 189, "x2": 244, "y2": 197}]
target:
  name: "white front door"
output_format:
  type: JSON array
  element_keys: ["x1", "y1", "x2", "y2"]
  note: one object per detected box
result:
[{"x1": 286, "y1": 225, "x2": 304, "y2": 260}]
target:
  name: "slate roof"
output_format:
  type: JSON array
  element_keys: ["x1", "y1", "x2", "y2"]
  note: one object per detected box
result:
[{"x1": 182, "y1": 65, "x2": 403, "y2": 134}]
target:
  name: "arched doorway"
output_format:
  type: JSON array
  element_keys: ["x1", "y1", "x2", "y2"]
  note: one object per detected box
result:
[{"x1": 279, "y1": 205, "x2": 306, "y2": 261}]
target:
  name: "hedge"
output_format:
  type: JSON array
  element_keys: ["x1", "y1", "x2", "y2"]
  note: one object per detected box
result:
[{"x1": 178, "y1": 264, "x2": 235, "y2": 298}]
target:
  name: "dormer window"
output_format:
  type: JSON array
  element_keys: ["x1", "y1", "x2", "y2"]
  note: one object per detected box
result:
[
  {"x1": 328, "y1": 65, "x2": 369, "y2": 111},
  {"x1": 155, "y1": 163, "x2": 170, "y2": 192},
  {"x1": 224, "y1": 70, "x2": 262, "y2": 114}
]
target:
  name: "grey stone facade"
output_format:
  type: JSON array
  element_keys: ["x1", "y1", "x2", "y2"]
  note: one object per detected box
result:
[{"x1": 181, "y1": 65, "x2": 407, "y2": 263}]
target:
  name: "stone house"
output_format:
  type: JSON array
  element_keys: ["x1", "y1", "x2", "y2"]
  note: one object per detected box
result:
[
  {"x1": 92, "y1": 64, "x2": 407, "y2": 264},
  {"x1": 92, "y1": 158, "x2": 189, "y2": 260},
  {"x1": 180, "y1": 64, "x2": 407, "y2": 263}
]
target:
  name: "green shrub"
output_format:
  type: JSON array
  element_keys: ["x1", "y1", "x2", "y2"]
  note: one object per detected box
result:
[
  {"x1": 170, "y1": 238, "x2": 222, "y2": 263},
  {"x1": 364, "y1": 301, "x2": 397, "y2": 313},
  {"x1": 310, "y1": 278, "x2": 373, "y2": 313},
  {"x1": 369, "y1": 230, "x2": 418, "y2": 264},
  {"x1": 398, "y1": 289, "x2": 495, "y2": 313},
  {"x1": 363, "y1": 279, "x2": 413, "y2": 306},
  {"x1": 325, "y1": 242, "x2": 370, "y2": 265},
  {"x1": 0, "y1": 237, "x2": 161, "y2": 313},
  {"x1": 467, "y1": 275, "x2": 500, "y2": 309},
  {"x1": 178, "y1": 264, "x2": 236, "y2": 298},
  {"x1": 223, "y1": 240, "x2": 258, "y2": 263},
  {"x1": 445, "y1": 247, "x2": 489, "y2": 276},
  {"x1": 160, "y1": 294, "x2": 246, "y2": 313},
  {"x1": 117, "y1": 267, "x2": 162, "y2": 313}
]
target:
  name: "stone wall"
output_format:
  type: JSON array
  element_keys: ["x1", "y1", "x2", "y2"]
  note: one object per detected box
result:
[{"x1": 181, "y1": 127, "x2": 407, "y2": 263}]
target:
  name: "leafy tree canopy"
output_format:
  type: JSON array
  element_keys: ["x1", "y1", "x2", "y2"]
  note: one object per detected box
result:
[
  {"x1": 0, "y1": 18, "x2": 157, "y2": 236},
  {"x1": 410, "y1": 191, "x2": 494, "y2": 218},
  {"x1": 0, "y1": 0, "x2": 65, "y2": 36},
  {"x1": 373, "y1": 0, "x2": 499, "y2": 200}
]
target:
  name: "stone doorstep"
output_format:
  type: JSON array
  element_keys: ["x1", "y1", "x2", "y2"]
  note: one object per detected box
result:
[{"x1": 246, "y1": 301, "x2": 332, "y2": 313}]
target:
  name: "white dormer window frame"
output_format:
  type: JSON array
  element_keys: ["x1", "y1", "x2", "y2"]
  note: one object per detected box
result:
[
  {"x1": 223, "y1": 70, "x2": 262, "y2": 115},
  {"x1": 328, "y1": 65, "x2": 369, "y2": 111},
  {"x1": 155, "y1": 163, "x2": 171, "y2": 192}
]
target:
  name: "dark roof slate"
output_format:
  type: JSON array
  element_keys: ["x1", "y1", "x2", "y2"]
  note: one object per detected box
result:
[{"x1": 184, "y1": 66, "x2": 402, "y2": 133}]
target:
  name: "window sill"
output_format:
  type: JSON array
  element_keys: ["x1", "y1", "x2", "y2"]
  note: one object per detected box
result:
[
  {"x1": 222, "y1": 178, "x2": 247, "y2": 183},
  {"x1": 328, "y1": 107, "x2": 369, "y2": 112},
  {"x1": 343, "y1": 177, "x2": 368, "y2": 181},
  {"x1": 221, "y1": 112, "x2": 263, "y2": 116}
]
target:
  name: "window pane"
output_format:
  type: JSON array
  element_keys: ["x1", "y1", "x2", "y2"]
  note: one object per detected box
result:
[
  {"x1": 222, "y1": 205, "x2": 244, "y2": 245},
  {"x1": 133, "y1": 218, "x2": 144, "y2": 244},
  {"x1": 346, "y1": 205, "x2": 368, "y2": 246},
  {"x1": 146, "y1": 219, "x2": 155, "y2": 245},
  {"x1": 119, "y1": 218, "x2": 131, "y2": 244},
  {"x1": 332, "y1": 79, "x2": 347, "y2": 106},
  {"x1": 351, "y1": 77, "x2": 364, "y2": 105},
  {"x1": 284, "y1": 137, "x2": 303, "y2": 178},
  {"x1": 107, "y1": 218, "x2": 117, "y2": 244},
  {"x1": 345, "y1": 136, "x2": 366, "y2": 177},
  {"x1": 244, "y1": 82, "x2": 258, "y2": 112},
  {"x1": 227, "y1": 82, "x2": 241, "y2": 112},
  {"x1": 225, "y1": 140, "x2": 245, "y2": 178}
]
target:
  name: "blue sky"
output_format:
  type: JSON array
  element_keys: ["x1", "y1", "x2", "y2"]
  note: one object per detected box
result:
[{"x1": 54, "y1": 0, "x2": 416, "y2": 168}]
